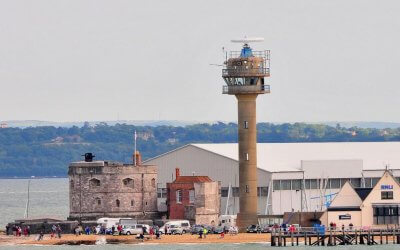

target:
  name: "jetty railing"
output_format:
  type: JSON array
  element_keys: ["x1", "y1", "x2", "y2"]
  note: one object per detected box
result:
[{"x1": 270, "y1": 226, "x2": 400, "y2": 247}]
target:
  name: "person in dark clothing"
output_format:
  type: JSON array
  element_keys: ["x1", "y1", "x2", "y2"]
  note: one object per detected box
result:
[
  {"x1": 56, "y1": 225, "x2": 62, "y2": 238},
  {"x1": 5, "y1": 225, "x2": 9, "y2": 236},
  {"x1": 37, "y1": 231, "x2": 44, "y2": 241},
  {"x1": 156, "y1": 230, "x2": 161, "y2": 239}
]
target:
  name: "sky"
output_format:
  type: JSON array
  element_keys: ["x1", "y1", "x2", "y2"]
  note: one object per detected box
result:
[{"x1": 1, "y1": 0, "x2": 400, "y2": 123}]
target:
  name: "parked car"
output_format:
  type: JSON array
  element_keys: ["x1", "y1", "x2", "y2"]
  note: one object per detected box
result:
[
  {"x1": 191, "y1": 225, "x2": 204, "y2": 235},
  {"x1": 211, "y1": 226, "x2": 224, "y2": 234},
  {"x1": 246, "y1": 224, "x2": 259, "y2": 233},
  {"x1": 168, "y1": 225, "x2": 184, "y2": 235},
  {"x1": 261, "y1": 225, "x2": 272, "y2": 233},
  {"x1": 121, "y1": 224, "x2": 150, "y2": 235}
]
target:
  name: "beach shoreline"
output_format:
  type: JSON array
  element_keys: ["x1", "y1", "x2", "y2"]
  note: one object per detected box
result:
[{"x1": 0, "y1": 233, "x2": 271, "y2": 246}]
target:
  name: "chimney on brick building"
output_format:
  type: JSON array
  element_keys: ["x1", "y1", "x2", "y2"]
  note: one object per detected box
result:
[
  {"x1": 133, "y1": 151, "x2": 142, "y2": 166},
  {"x1": 175, "y1": 168, "x2": 180, "y2": 178}
]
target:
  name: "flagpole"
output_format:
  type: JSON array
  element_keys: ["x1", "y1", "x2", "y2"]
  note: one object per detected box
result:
[{"x1": 134, "y1": 130, "x2": 137, "y2": 166}]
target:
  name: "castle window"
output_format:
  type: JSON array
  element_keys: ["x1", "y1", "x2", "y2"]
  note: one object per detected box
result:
[
  {"x1": 116, "y1": 199, "x2": 120, "y2": 207},
  {"x1": 95, "y1": 198, "x2": 101, "y2": 205},
  {"x1": 151, "y1": 178, "x2": 156, "y2": 188},
  {"x1": 245, "y1": 153, "x2": 249, "y2": 161},
  {"x1": 123, "y1": 178, "x2": 134, "y2": 188},
  {"x1": 244, "y1": 121, "x2": 248, "y2": 129},
  {"x1": 245, "y1": 185, "x2": 249, "y2": 193},
  {"x1": 131, "y1": 200, "x2": 134, "y2": 206},
  {"x1": 89, "y1": 178, "x2": 100, "y2": 187}
]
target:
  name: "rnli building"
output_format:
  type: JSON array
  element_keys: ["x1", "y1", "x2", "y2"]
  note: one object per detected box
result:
[{"x1": 322, "y1": 170, "x2": 400, "y2": 228}]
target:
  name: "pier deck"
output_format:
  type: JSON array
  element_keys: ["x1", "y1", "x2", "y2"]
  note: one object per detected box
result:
[{"x1": 271, "y1": 229, "x2": 400, "y2": 247}]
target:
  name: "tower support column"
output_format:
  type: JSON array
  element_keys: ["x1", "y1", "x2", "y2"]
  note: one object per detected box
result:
[{"x1": 236, "y1": 94, "x2": 259, "y2": 230}]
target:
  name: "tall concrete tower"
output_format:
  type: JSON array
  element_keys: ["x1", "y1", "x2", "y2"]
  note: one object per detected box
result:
[{"x1": 221, "y1": 38, "x2": 270, "y2": 230}]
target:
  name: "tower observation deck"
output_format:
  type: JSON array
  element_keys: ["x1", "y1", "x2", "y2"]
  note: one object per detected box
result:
[
  {"x1": 222, "y1": 39, "x2": 270, "y2": 95},
  {"x1": 221, "y1": 38, "x2": 271, "y2": 231}
]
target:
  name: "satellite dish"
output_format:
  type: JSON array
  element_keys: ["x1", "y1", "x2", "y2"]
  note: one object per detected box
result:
[{"x1": 231, "y1": 37, "x2": 264, "y2": 43}]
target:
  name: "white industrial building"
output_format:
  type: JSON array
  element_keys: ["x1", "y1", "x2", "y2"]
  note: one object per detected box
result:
[{"x1": 144, "y1": 142, "x2": 400, "y2": 216}]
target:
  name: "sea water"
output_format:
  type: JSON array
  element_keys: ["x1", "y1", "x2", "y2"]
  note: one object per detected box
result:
[{"x1": 0, "y1": 178, "x2": 69, "y2": 229}]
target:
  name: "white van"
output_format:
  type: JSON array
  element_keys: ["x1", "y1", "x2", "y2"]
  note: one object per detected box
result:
[
  {"x1": 219, "y1": 215, "x2": 237, "y2": 228},
  {"x1": 160, "y1": 220, "x2": 191, "y2": 234},
  {"x1": 121, "y1": 224, "x2": 151, "y2": 235},
  {"x1": 97, "y1": 217, "x2": 132, "y2": 230}
]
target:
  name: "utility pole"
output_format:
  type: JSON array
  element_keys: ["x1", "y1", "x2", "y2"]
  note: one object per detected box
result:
[{"x1": 134, "y1": 130, "x2": 137, "y2": 166}]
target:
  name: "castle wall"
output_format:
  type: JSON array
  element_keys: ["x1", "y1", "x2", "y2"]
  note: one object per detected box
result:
[{"x1": 68, "y1": 161, "x2": 158, "y2": 221}]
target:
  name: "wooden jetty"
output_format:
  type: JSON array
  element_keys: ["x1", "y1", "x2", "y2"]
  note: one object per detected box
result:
[{"x1": 271, "y1": 229, "x2": 400, "y2": 247}]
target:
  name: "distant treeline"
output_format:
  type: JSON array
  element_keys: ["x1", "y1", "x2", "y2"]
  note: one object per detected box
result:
[{"x1": 0, "y1": 122, "x2": 399, "y2": 177}]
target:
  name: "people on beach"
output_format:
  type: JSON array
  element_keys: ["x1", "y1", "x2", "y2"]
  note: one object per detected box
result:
[
  {"x1": 37, "y1": 231, "x2": 44, "y2": 241},
  {"x1": 56, "y1": 225, "x2": 62, "y2": 238},
  {"x1": 289, "y1": 224, "x2": 295, "y2": 234},
  {"x1": 5, "y1": 225, "x2": 9, "y2": 236},
  {"x1": 16, "y1": 226, "x2": 21, "y2": 237},
  {"x1": 203, "y1": 228, "x2": 207, "y2": 239},
  {"x1": 198, "y1": 228, "x2": 203, "y2": 239},
  {"x1": 85, "y1": 226, "x2": 91, "y2": 235},
  {"x1": 149, "y1": 227, "x2": 154, "y2": 239},
  {"x1": 155, "y1": 229, "x2": 161, "y2": 239},
  {"x1": 117, "y1": 224, "x2": 122, "y2": 235}
]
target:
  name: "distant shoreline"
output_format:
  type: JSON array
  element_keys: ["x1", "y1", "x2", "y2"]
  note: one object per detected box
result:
[{"x1": 0, "y1": 176, "x2": 67, "y2": 180}]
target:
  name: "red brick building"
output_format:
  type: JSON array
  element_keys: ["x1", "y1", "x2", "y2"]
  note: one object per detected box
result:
[{"x1": 167, "y1": 168, "x2": 220, "y2": 224}]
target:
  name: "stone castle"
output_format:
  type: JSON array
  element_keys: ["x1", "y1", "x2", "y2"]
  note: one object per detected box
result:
[{"x1": 68, "y1": 153, "x2": 158, "y2": 221}]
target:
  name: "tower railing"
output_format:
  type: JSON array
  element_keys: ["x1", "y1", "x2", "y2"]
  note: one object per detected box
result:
[
  {"x1": 222, "y1": 85, "x2": 270, "y2": 94},
  {"x1": 222, "y1": 68, "x2": 270, "y2": 77},
  {"x1": 228, "y1": 50, "x2": 270, "y2": 60}
]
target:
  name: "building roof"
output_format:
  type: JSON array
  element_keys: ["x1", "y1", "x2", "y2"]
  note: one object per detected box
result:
[
  {"x1": 191, "y1": 142, "x2": 400, "y2": 172},
  {"x1": 354, "y1": 188, "x2": 373, "y2": 201},
  {"x1": 174, "y1": 176, "x2": 213, "y2": 183}
]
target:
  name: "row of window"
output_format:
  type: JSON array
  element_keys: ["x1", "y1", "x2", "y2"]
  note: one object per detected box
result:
[
  {"x1": 373, "y1": 206, "x2": 399, "y2": 225},
  {"x1": 223, "y1": 77, "x2": 263, "y2": 86},
  {"x1": 272, "y1": 178, "x2": 384, "y2": 191},
  {"x1": 175, "y1": 190, "x2": 195, "y2": 204},
  {"x1": 220, "y1": 187, "x2": 268, "y2": 197}
]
